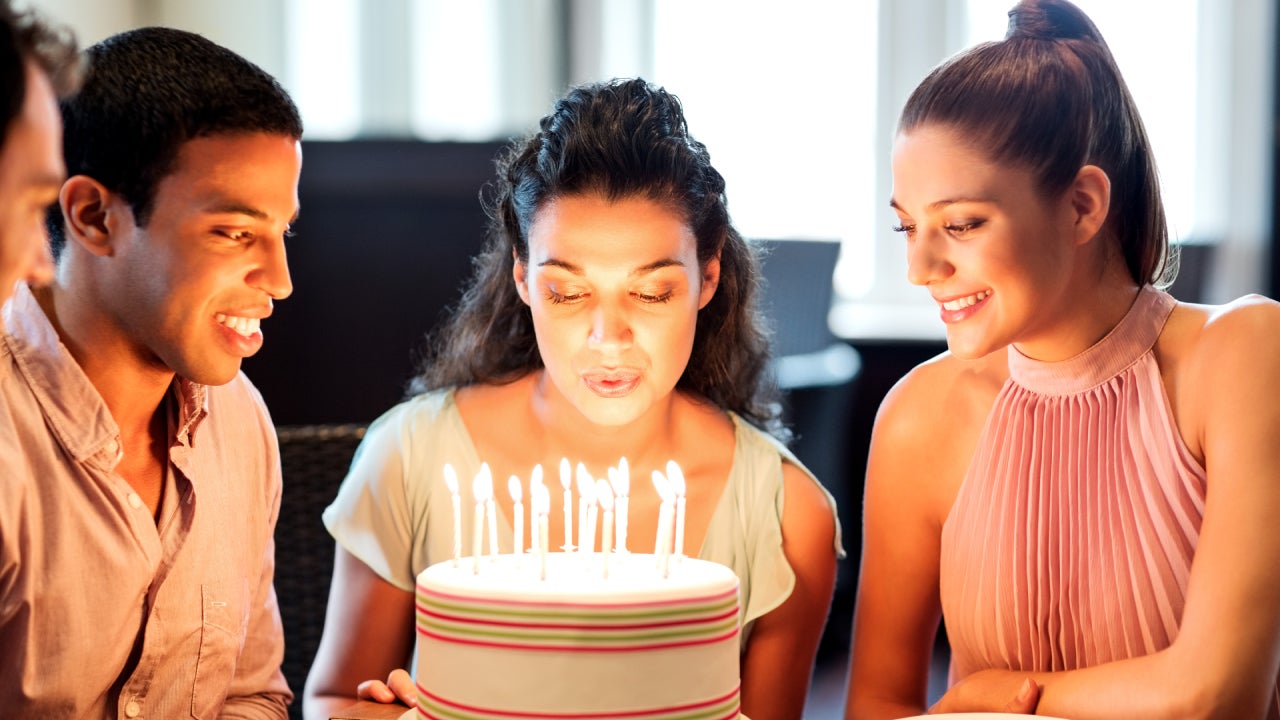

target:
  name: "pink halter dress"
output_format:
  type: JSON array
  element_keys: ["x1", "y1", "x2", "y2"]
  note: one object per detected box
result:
[{"x1": 939, "y1": 286, "x2": 1275, "y2": 716}]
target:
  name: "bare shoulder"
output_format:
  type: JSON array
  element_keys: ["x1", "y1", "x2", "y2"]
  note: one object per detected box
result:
[
  {"x1": 1159, "y1": 295, "x2": 1280, "y2": 457},
  {"x1": 876, "y1": 346, "x2": 1008, "y2": 444},
  {"x1": 867, "y1": 347, "x2": 1008, "y2": 521},
  {"x1": 1163, "y1": 294, "x2": 1280, "y2": 371}
]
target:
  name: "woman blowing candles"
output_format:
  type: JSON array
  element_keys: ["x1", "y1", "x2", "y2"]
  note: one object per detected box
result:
[
  {"x1": 844, "y1": 1, "x2": 1280, "y2": 718},
  {"x1": 302, "y1": 78, "x2": 842, "y2": 720}
]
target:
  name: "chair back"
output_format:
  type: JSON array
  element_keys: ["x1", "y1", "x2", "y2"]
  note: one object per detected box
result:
[{"x1": 273, "y1": 424, "x2": 366, "y2": 719}]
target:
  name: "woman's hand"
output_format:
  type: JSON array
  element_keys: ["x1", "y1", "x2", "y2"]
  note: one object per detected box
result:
[
  {"x1": 929, "y1": 672, "x2": 1039, "y2": 715},
  {"x1": 356, "y1": 668, "x2": 418, "y2": 707}
]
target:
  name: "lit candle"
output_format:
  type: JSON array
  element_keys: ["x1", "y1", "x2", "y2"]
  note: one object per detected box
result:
[
  {"x1": 559, "y1": 458, "x2": 573, "y2": 551},
  {"x1": 479, "y1": 463, "x2": 497, "y2": 560},
  {"x1": 651, "y1": 470, "x2": 675, "y2": 577},
  {"x1": 471, "y1": 468, "x2": 486, "y2": 574},
  {"x1": 596, "y1": 478, "x2": 614, "y2": 578},
  {"x1": 576, "y1": 463, "x2": 593, "y2": 553},
  {"x1": 610, "y1": 458, "x2": 630, "y2": 554},
  {"x1": 578, "y1": 466, "x2": 597, "y2": 554},
  {"x1": 509, "y1": 474, "x2": 524, "y2": 564},
  {"x1": 531, "y1": 481, "x2": 550, "y2": 581},
  {"x1": 443, "y1": 463, "x2": 461, "y2": 567},
  {"x1": 666, "y1": 460, "x2": 687, "y2": 560}
]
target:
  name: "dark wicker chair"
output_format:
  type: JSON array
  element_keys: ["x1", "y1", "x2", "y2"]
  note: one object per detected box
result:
[{"x1": 273, "y1": 423, "x2": 367, "y2": 720}]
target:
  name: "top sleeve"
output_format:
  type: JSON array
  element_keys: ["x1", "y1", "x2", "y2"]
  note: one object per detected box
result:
[{"x1": 322, "y1": 397, "x2": 436, "y2": 592}]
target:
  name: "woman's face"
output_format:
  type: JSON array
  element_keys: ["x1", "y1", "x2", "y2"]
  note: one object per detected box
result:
[
  {"x1": 514, "y1": 193, "x2": 719, "y2": 427},
  {"x1": 890, "y1": 124, "x2": 1084, "y2": 361}
]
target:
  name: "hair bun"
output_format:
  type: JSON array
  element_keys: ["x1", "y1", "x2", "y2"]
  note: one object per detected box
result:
[{"x1": 1006, "y1": 0, "x2": 1103, "y2": 43}]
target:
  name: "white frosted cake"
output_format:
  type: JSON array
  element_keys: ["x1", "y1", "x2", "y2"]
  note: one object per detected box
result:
[{"x1": 413, "y1": 552, "x2": 741, "y2": 720}]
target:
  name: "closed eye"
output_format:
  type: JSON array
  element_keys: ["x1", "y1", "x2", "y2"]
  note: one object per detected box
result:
[
  {"x1": 945, "y1": 220, "x2": 985, "y2": 235},
  {"x1": 545, "y1": 289, "x2": 585, "y2": 305},
  {"x1": 633, "y1": 290, "x2": 673, "y2": 304}
]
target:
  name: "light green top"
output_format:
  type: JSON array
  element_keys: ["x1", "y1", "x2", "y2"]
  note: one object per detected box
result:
[{"x1": 323, "y1": 388, "x2": 844, "y2": 648}]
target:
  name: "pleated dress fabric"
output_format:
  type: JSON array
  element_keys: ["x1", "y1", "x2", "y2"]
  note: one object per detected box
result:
[{"x1": 940, "y1": 286, "x2": 1222, "y2": 687}]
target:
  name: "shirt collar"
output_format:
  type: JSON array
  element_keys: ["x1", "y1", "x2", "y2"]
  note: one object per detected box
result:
[{"x1": 3, "y1": 283, "x2": 212, "y2": 462}]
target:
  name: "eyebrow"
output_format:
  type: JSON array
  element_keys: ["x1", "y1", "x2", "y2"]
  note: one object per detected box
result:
[
  {"x1": 206, "y1": 201, "x2": 301, "y2": 224},
  {"x1": 537, "y1": 257, "x2": 686, "y2": 275},
  {"x1": 889, "y1": 196, "x2": 995, "y2": 212}
]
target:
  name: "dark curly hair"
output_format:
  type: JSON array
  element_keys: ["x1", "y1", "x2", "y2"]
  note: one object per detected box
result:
[
  {"x1": 412, "y1": 78, "x2": 784, "y2": 438},
  {"x1": 900, "y1": 0, "x2": 1173, "y2": 287}
]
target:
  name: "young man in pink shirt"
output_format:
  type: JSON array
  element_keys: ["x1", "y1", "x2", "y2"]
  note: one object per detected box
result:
[{"x1": 1, "y1": 25, "x2": 303, "y2": 719}]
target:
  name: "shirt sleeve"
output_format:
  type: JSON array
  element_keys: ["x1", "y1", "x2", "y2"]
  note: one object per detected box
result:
[{"x1": 322, "y1": 400, "x2": 428, "y2": 592}]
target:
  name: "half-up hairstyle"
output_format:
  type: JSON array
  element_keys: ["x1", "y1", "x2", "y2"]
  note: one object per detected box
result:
[
  {"x1": 412, "y1": 78, "x2": 783, "y2": 437},
  {"x1": 899, "y1": 0, "x2": 1173, "y2": 287}
]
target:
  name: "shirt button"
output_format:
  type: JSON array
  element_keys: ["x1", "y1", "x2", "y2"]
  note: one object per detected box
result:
[
  {"x1": 124, "y1": 700, "x2": 141, "y2": 717},
  {"x1": 127, "y1": 493, "x2": 144, "y2": 510},
  {"x1": 105, "y1": 439, "x2": 119, "y2": 455}
]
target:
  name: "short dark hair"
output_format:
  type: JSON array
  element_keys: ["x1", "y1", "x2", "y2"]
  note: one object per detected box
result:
[
  {"x1": 413, "y1": 78, "x2": 784, "y2": 437},
  {"x1": 50, "y1": 26, "x2": 302, "y2": 255},
  {"x1": 899, "y1": 0, "x2": 1172, "y2": 287},
  {"x1": 0, "y1": 0, "x2": 78, "y2": 147}
]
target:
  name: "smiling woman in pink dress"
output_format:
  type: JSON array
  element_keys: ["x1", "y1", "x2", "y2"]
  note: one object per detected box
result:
[{"x1": 844, "y1": 1, "x2": 1280, "y2": 718}]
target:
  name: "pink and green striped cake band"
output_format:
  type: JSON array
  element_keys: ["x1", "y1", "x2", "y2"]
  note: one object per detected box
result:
[
  {"x1": 414, "y1": 683, "x2": 740, "y2": 720},
  {"x1": 416, "y1": 587, "x2": 738, "y2": 651}
]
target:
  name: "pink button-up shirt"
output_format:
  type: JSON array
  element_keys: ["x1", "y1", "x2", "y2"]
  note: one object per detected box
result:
[{"x1": 0, "y1": 284, "x2": 291, "y2": 719}]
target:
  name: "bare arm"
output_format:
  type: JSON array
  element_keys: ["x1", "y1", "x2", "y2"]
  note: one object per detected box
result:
[
  {"x1": 740, "y1": 461, "x2": 839, "y2": 720},
  {"x1": 301, "y1": 546, "x2": 417, "y2": 720},
  {"x1": 932, "y1": 300, "x2": 1280, "y2": 719},
  {"x1": 843, "y1": 374, "x2": 952, "y2": 720}
]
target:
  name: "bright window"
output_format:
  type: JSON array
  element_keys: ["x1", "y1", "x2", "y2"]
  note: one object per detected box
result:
[{"x1": 650, "y1": 1, "x2": 879, "y2": 297}]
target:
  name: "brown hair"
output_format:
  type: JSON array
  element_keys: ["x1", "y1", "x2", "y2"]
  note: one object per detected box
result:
[
  {"x1": 0, "y1": 0, "x2": 78, "y2": 147},
  {"x1": 899, "y1": 0, "x2": 1172, "y2": 287}
]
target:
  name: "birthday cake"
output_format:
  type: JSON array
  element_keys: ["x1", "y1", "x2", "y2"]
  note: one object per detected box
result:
[{"x1": 413, "y1": 552, "x2": 741, "y2": 720}]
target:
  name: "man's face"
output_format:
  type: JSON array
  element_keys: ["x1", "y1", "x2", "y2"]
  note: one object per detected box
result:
[
  {"x1": 0, "y1": 61, "x2": 62, "y2": 309},
  {"x1": 101, "y1": 132, "x2": 301, "y2": 385}
]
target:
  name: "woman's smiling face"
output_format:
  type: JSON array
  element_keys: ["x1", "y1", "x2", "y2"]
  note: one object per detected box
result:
[{"x1": 891, "y1": 124, "x2": 1085, "y2": 360}]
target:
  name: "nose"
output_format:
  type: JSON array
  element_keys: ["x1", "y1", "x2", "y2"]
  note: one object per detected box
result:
[
  {"x1": 249, "y1": 237, "x2": 293, "y2": 300},
  {"x1": 587, "y1": 298, "x2": 632, "y2": 350},
  {"x1": 905, "y1": 228, "x2": 953, "y2": 287}
]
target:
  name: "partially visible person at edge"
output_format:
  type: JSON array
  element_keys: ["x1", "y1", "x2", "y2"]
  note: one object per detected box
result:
[
  {"x1": 0, "y1": 27, "x2": 303, "y2": 718},
  {"x1": 0, "y1": 0, "x2": 76, "y2": 317},
  {"x1": 845, "y1": 1, "x2": 1280, "y2": 718},
  {"x1": 302, "y1": 78, "x2": 844, "y2": 720}
]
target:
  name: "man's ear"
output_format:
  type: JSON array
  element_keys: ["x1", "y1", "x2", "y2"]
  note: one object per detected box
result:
[
  {"x1": 58, "y1": 175, "x2": 126, "y2": 257},
  {"x1": 1069, "y1": 165, "x2": 1110, "y2": 246},
  {"x1": 512, "y1": 247, "x2": 531, "y2": 306},
  {"x1": 697, "y1": 253, "x2": 721, "y2": 310}
]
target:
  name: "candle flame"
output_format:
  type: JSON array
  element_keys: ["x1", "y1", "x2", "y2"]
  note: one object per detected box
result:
[
  {"x1": 576, "y1": 464, "x2": 596, "y2": 502},
  {"x1": 531, "y1": 463, "x2": 544, "y2": 488},
  {"x1": 531, "y1": 481, "x2": 551, "y2": 514},
  {"x1": 610, "y1": 463, "x2": 630, "y2": 497},
  {"x1": 559, "y1": 457, "x2": 571, "y2": 490},
  {"x1": 666, "y1": 460, "x2": 686, "y2": 497},
  {"x1": 508, "y1": 475, "x2": 522, "y2": 501},
  {"x1": 443, "y1": 463, "x2": 459, "y2": 495},
  {"x1": 651, "y1": 470, "x2": 674, "y2": 502},
  {"x1": 596, "y1": 478, "x2": 615, "y2": 511},
  {"x1": 473, "y1": 463, "x2": 494, "y2": 502}
]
